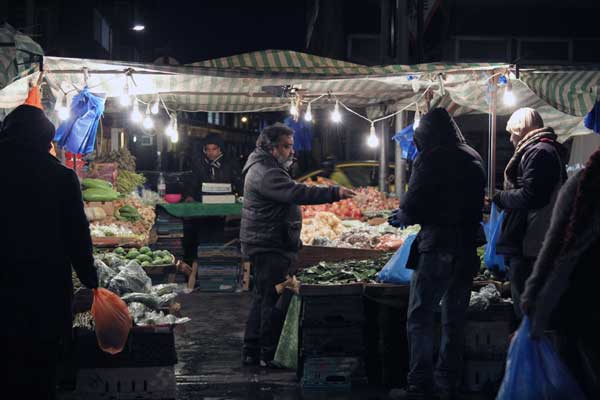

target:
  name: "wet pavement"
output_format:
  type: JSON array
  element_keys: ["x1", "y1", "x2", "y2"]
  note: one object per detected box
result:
[{"x1": 172, "y1": 291, "x2": 494, "y2": 400}]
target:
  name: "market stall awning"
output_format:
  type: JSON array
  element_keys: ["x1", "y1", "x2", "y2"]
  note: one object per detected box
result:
[
  {"x1": 0, "y1": 48, "x2": 596, "y2": 140},
  {"x1": 0, "y1": 23, "x2": 43, "y2": 92}
]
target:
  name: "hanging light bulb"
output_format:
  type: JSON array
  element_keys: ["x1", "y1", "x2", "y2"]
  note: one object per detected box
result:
[
  {"x1": 165, "y1": 114, "x2": 178, "y2": 139},
  {"x1": 170, "y1": 130, "x2": 179, "y2": 144},
  {"x1": 119, "y1": 77, "x2": 131, "y2": 107},
  {"x1": 331, "y1": 100, "x2": 342, "y2": 123},
  {"x1": 130, "y1": 99, "x2": 142, "y2": 123},
  {"x1": 367, "y1": 122, "x2": 379, "y2": 148},
  {"x1": 142, "y1": 103, "x2": 154, "y2": 129},
  {"x1": 290, "y1": 98, "x2": 299, "y2": 117},
  {"x1": 151, "y1": 96, "x2": 160, "y2": 114},
  {"x1": 503, "y1": 80, "x2": 516, "y2": 106},
  {"x1": 241, "y1": 116, "x2": 248, "y2": 123},
  {"x1": 304, "y1": 102, "x2": 313, "y2": 122},
  {"x1": 55, "y1": 92, "x2": 70, "y2": 121},
  {"x1": 133, "y1": 136, "x2": 137, "y2": 143}
]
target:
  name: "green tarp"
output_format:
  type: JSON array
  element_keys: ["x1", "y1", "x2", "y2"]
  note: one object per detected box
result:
[{"x1": 158, "y1": 202, "x2": 242, "y2": 218}]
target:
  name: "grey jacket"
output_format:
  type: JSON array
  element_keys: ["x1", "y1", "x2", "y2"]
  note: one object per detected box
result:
[
  {"x1": 240, "y1": 148, "x2": 340, "y2": 258},
  {"x1": 522, "y1": 170, "x2": 600, "y2": 336}
]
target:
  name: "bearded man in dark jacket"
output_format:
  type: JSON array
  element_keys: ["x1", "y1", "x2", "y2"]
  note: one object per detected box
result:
[
  {"x1": 388, "y1": 108, "x2": 486, "y2": 400},
  {"x1": 0, "y1": 105, "x2": 99, "y2": 399},
  {"x1": 240, "y1": 123, "x2": 354, "y2": 367},
  {"x1": 492, "y1": 107, "x2": 566, "y2": 320}
]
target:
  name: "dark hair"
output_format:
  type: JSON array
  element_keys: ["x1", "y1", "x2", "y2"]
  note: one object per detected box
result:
[
  {"x1": 562, "y1": 147, "x2": 600, "y2": 253},
  {"x1": 256, "y1": 123, "x2": 294, "y2": 150},
  {"x1": 203, "y1": 132, "x2": 224, "y2": 149}
]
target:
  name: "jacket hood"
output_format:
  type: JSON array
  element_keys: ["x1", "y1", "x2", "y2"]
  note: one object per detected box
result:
[
  {"x1": 414, "y1": 108, "x2": 465, "y2": 153},
  {"x1": 242, "y1": 148, "x2": 278, "y2": 175},
  {"x1": 0, "y1": 105, "x2": 55, "y2": 152}
]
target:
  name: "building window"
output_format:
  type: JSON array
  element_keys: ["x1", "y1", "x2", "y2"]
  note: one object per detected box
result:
[{"x1": 93, "y1": 9, "x2": 111, "y2": 53}]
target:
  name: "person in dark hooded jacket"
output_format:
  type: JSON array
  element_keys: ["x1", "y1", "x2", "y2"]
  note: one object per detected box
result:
[
  {"x1": 240, "y1": 123, "x2": 355, "y2": 367},
  {"x1": 492, "y1": 107, "x2": 566, "y2": 320},
  {"x1": 388, "y1": 108, "x2": 486, "y2": 400},
  {"x1": 0, "y1": 105, "x2": 98, "y2": 399}
]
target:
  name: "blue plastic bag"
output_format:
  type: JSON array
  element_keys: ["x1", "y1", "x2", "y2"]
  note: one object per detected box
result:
[
  {"x1": 482, "y1": 203, "x2": 505, "y2": 271},
  {"x1": 497, "y1": 317, "x2": 586, "y2": 400},
  {"x1": 392, "y1": 124, "x2": 419, "y2": 161},
  {"x1": 376, "y1": 234, "x2": 417, "y2": 283},
  {"x1": 55, "y1": 87, "x2": 105, "y2": 155}
]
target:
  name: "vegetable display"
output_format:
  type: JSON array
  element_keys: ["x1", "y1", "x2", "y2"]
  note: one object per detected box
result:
[
  {"x1": 83, "y1": 187, "x2": 120, "y2": 202},
  {"x1": 297, "y1": 256, "x2": 390, "y2": 285},
  {"x1": 116, "y1": 170, "x2": 147, "y2": 194},
  {"x1": 101, "y1": 246, "x2": 175, "y2": 266}
]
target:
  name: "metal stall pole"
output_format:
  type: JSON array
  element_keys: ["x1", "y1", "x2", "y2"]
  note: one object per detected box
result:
[
  {"x1": 487, "y1": 77, "x2": 498, "y2": 197},
  {"x1": 395, "y1": 111, "x2": 407, "y2": 200},
  {"x1": 379, "y1": 119, "x2": 389, "y2": 193}
]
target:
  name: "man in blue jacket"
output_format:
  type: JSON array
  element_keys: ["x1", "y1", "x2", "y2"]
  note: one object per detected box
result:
[{"x1": 389, "y1": 108, "x2": 486, "y2": 399}]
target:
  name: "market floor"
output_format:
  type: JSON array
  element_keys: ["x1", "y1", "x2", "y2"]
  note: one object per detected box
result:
[{"x1": 172, "y1": 291, "x2": 495, "y2": 400}]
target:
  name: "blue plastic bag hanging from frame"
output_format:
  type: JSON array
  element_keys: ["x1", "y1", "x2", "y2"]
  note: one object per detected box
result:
[
  {"x1": 54, "y1": 87, "x2": 106, "y2": 155},
  {"x1": 482, "y1": 203, "x2": 505, "y2": 271},
  {"x1": 392, "y1": 124, "x2": 419, "y2": 161},
  {"x1": 584, "y1": 99, "x2": 600, "y2": 134},
  {"x1": 496, "y1": 317, "x2": 586, "y2": 400},
  {"x1": 376, "y1": 234, "x2": 417, "y2": 284}
]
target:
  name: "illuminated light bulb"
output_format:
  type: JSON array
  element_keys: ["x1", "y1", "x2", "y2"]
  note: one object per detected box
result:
[
  {"x1": 413, "y1": 117, "x2": 421, "y2": 129},
  {"x1": 142, "y1": 103, "x2": 154, "y2": 129},
  {"x1": 151, "y1": 97, "x2": 160, "y2": 114},
  {"x1": 130, "y1": 100, "x2": 142, "y2": 123},
  {"x1": 57, "y1": 106, "x2": 70, "y2": 121},
  {"x1": 331, "y1": 101, "x2": 342, "y2": 123},
  {"x1": 367, "y1": 123, "x2": 379, "y2": 148},
  {"x1": 290, "y1": 99, "x2": 299, "y2": 117},
  {"x1": 304, "y1": 103, "x2": 313, "y2": 122},
  {"x1": 165, "y1": 121, "x2": 176, "y2": 137},
  {"x1": 55, "y1": 92, "x2": 70, "y2": 121},
  {"x1": 170, "y1": 131, "x2": 179, "y2": 143},
  {"x1": 503, "y1": 85, "x2": 516, "y2": 106},
  {"x1": 241, "y1": 116, "x2": 248, "y2": 123},
  {"x1": 133, "y1": 136, "x2": 137, "y2": 143}
]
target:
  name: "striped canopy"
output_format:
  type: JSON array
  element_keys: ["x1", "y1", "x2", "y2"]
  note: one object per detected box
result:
[
  {"x1": 0, "y1": 23, "x2": 43, "y2": 93},
  {"x1": 0, "y1": 48, "x2": 597, "y2": 140}
]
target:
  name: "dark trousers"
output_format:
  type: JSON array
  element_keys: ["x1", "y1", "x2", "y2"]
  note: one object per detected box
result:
[
  {"x1": 0, "y1": 335, "x2": 59, "y2": 400},
  {"x1": 507, "y1": 256, "x2": 534, "y2": 320},
  {"x1": 406, "y1": 251, "x2": 477, "y2": 390},
  {"x1": 243, "y1": 252, "x2": 291, "y2": 361}
]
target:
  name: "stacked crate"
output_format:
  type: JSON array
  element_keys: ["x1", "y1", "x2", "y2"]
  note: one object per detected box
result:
[
  {"x1": 73, "y1": 328, "x2": 177, "y2": 400},
  {"x1": 299, "y1": 284, "x2": 367, "y2": 390},
  {"x1": 196, "y1": 244, "x2": 241, "y2": 292},
  {"x1": 152, "y1": 209, "x2": 184, "y2": 260},
  {"x1": 461, "y1": 302, "x2": 513, "y2": 394}
]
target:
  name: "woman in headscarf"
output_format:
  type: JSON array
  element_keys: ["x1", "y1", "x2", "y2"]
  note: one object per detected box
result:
[{"x1": 492, "y1": 108, "x2": 567, "y2": 319}]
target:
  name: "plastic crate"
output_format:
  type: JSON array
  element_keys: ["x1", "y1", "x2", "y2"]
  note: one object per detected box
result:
[
  {"x1": 76, "y1": 366, "x2": 175, "y2": 400},
  {"x1": 462, "y1": 359, "x2": 505, "y2": 393},
  {"x1": 75, "y1": 329, "x2": 177, "y2": 368},
  {"x1": 301, "y1": 295, "x2": 365, "y2": 327},
  {"x1": 464, "y1": 320, "x2": 511, "y2": 360},
  {"x1": 196, "y1": 276, "x2": 239, "y2": 292},
  {"x1": 301, "y1": 326, "x2": 365, "y2": 356},
  {"x1": 301, "y1": 357, "x2": 363, "y2": 390}
]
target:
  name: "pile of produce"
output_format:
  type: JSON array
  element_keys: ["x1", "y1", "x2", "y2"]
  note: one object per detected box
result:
[
  {"x1": 352, "y1": 187, "x2": 399, "y2": 214},
  {"x1": 301, "y1": 187, "x2": 398, "y2": 220},
  {"x1": 96, "y1": 246, "x2": 175, "y2": 267},
  {"x1": 301, "y1": 198, "x2": 362, "y2": 219},
  {"x1": 116, "y1": 170, "x2": 147, "y2": 194},
  {"x1": 297, "y1": 256, "x2": 390, "y2": 285},
  {"x1": 82, "y1": 178, "x2": 121, "y2": 202},
  {"x1": 93, "y1": 148, "x2": 137, "y2": 172},
  {"x1": 301, "y1": 211, "x2": 418, "y2": 250},
  {"x1": 90, "y1": 223, "x2": 137, "y2": 238}
]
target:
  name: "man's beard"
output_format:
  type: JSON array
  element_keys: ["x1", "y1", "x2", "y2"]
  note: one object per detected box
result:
[{"x1": 277, "y1": 155, "x2": 295, "y2": 169}]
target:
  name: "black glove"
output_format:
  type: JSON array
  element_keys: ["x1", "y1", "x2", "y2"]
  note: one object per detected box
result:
[{"x1": 388, "y1": 208, "x2": 408, "y2": 228}]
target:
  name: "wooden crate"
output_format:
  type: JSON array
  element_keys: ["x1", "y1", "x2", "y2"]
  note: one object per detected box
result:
[{"x1": 296, "y1": 246, "x2": 386, "y2": 270}]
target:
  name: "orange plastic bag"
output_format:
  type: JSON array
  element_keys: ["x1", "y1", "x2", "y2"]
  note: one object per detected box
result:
[
  {"x1": 91, "y1": 288, "x2": 132, "y2": 355},
  {"x1": 24, "y1": 86, "x2": 43, "y2": 109}
]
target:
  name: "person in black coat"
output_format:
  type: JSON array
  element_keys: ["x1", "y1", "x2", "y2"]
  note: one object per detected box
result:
[
  {"x1": 240, "y1": 123, "x2": 354, "y2": 367},
  {"x1": 492, "y1": 107, "x2": 566, "y2": 320},
  {"x1": 388, "y1": 108, "x2": 486, "y2": 399},
  {"x1": 184, "y1": 132, "x2": 241, "y2": 200},
  {"x1": 0, "y1": 105, "x2": 98, "y2": 399},
  {"x1": 182, "y1": 133, "x2": 242, "y2": 261}
]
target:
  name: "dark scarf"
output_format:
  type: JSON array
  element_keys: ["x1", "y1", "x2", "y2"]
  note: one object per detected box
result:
[
  {"x1": 204, "y1": 153, "x2": 223, "y2": 179},
  {"x1": 504, "y1": 127, "x2": 558, "y2": 190}
]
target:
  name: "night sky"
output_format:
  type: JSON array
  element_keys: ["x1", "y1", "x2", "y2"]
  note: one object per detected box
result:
[{"x1": 150, "y1": 0, "x2": 308, "y2": 63}]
